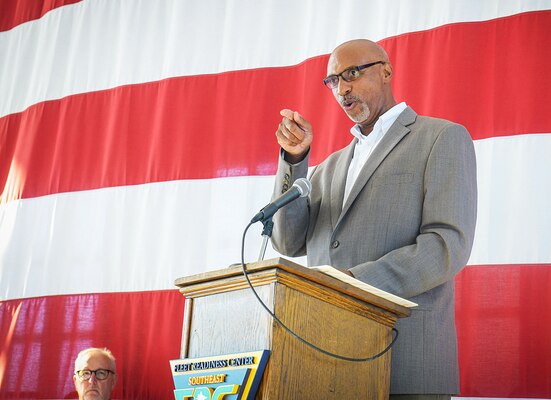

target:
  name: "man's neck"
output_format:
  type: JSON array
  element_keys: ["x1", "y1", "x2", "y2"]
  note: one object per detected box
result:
[
  {"x1": 358, "y1": 101, "x2": 397, "y2": 135},
  {"x1": 358, "y1": 122, "x2": 375, "y2": 136}
]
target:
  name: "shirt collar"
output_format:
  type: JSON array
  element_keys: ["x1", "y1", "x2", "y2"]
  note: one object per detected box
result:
[{"x1": 350, "y1": 102, "x2": 408, "y2": 141}]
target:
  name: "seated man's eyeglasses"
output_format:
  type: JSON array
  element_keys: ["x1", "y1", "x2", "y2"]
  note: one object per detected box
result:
[
  {"x1": 75, "y1": 369, "x2": 114, "y2": 381},
  {"x1": 323, "y1": 61, "x2": 385, "y2": 89}
]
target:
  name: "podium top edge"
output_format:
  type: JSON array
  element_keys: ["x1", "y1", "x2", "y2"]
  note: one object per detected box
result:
[
  {"x1": 173, "y1": 257, "x2": 306, "y2": 284},
  {"x1": 174, "y1": 257, "x2": 411, "y2": 318}
]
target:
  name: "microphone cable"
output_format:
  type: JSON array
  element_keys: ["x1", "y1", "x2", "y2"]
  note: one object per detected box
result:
[{"x1": 241, "y1": 221, "x2": 398, "y2": 362}]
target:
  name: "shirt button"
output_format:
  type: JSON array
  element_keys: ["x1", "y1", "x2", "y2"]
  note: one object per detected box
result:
[
  {"x1": 282, "y1": 184, "x2": 289, "y2": 192},
  {"x1": 331, "y1": 240, "x2": 340, "y2": 249}
]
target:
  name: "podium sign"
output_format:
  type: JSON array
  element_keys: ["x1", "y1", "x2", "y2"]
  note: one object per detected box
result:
[{"x1": 171, "y1": 350, "x2": 270, "y2": 400}]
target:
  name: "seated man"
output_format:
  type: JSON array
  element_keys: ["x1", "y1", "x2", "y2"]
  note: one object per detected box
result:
[{"x1": 73, "y1": 347, "x2": 117, "y2": 400}]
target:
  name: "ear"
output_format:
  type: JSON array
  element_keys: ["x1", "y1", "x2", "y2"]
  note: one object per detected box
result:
[{"x1": 382, "y1": 63, "x2": 393, "y2": 82}]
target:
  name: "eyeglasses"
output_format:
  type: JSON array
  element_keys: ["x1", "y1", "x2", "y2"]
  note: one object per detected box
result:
[
  {"x1": 323, "y1": 61, "x2": 385, "y2": 89},
  {"x1": 75, "y1": 369, "x2": 114, "y2": 381}
]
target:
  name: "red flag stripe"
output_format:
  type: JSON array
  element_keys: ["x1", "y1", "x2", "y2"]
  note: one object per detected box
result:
[
  {"x1": 455, "y1": 264, "x2": 551, "y2": 397},
  {"x1": 0, "y1": 265, "x2": 549, "y2": 398},
  {"x1": 0, "y1": 0, "x2": 82, "y2": 32},
  {"x1": 2, "y1": 11, "x2": 551, "y2": 201}
]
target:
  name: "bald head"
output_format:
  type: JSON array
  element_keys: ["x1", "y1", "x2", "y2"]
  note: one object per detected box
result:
[{"x1": 329, "y1": 39, "x2": 390, "y2": 70}]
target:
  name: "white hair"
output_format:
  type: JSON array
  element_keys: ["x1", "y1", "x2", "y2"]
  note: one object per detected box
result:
[{"x1": 74, "y1": 347, "x2": 116, "y2": 373}]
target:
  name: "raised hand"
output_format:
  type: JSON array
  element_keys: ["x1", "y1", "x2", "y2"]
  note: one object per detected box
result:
[{"x1": 275, "y1": 109, "x2": 313, "y2": 163}]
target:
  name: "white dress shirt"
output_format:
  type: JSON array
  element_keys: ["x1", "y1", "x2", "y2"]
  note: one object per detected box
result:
[{"x1": 343, "y1": 102, "x2": 407, "y2": 204}]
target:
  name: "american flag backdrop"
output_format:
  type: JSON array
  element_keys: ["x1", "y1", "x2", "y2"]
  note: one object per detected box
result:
[{"x1": 1, "y1": 1, "x2": 551, "y2": 399}]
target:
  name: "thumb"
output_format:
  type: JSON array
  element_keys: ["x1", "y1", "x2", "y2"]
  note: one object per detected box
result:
[{"x1": 280, "y1": 109, "x2": 294, "y2": 119}]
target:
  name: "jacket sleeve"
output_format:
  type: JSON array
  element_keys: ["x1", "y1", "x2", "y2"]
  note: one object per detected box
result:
[{"x1": 270, "y1": 150, "x2": 311, "y2": 257}]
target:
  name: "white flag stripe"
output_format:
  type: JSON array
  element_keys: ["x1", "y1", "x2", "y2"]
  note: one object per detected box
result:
[
  {"x1": 470, "y1": 133, "x2": 551, "y2": 265},
  {"x1": 1, "y1": 0, "x2": 548, "y2": 118},
  {"x1": 1, "y1": 133, "x2": 550, "y2": 300},
  {"x1": 0, "y1": 174, "x2": 304, "y2": 300}
]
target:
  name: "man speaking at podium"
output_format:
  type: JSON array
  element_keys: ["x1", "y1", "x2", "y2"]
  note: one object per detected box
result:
[{"x1": 270, "y1": 39, "x2": 477, "y2": 399}]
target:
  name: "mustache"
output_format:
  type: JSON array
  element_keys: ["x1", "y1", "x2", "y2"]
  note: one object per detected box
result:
[{"x1": 337, "y1": 94, "x2": 360, "y2": 107}]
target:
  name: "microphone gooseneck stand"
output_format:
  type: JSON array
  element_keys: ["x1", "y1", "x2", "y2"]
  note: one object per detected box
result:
[{"x1": 257, "y1": 217, "x2": 273, "y2": 262}]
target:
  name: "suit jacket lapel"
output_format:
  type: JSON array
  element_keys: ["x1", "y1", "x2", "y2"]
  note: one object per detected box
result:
[
  {"x1": 338, "y1": 107, "x2": 417, "y2": 225},
  {"x1": 330, "y1": 140, "x2": 356, "y2": 230}
]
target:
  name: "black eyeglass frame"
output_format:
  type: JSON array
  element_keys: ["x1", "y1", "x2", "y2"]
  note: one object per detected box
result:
[
  {"x1": 75, "y1": 368, "x2": 115, "y2": 381},
  {"x1": 323, "y1": 61, "x2": 385, "y2": 89}
]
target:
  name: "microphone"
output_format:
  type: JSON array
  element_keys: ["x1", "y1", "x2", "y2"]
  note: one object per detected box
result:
[{"x1": 251, "y1": 178, "x2": 311, "y2": 223}]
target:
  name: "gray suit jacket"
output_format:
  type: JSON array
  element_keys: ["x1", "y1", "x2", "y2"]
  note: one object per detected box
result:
[{"x1": 271, "y1": 107, "x2": 477, "y2": 394}]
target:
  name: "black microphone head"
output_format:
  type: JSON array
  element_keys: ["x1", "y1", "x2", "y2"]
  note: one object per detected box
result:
[
  {"x1": 250, "y1": 177, "x2": 311, "y2": 223},
  {"x1": 293, "y1": 178, "x2": 311, "y2": 197}
]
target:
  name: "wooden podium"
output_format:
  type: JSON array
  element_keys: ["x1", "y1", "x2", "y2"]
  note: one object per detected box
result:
[{"x1": 174, "y1": 257, "x2": 411, "y2": 399}]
